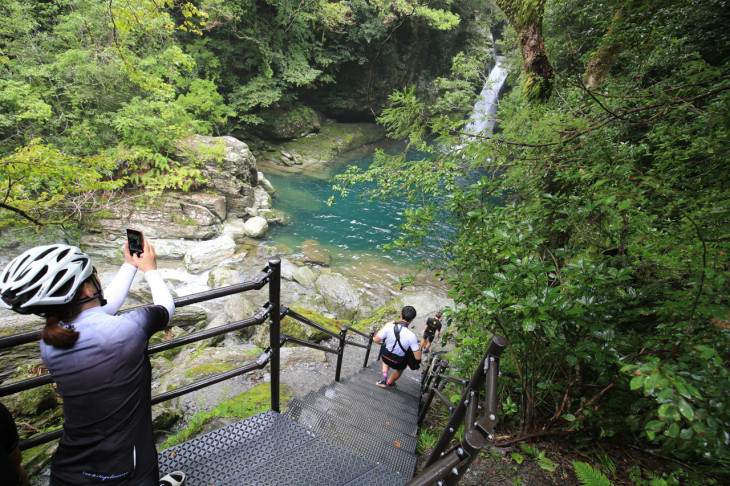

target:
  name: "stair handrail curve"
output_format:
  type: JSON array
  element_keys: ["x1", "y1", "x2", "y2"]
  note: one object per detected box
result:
[{"x1": 407, "y1": 334, "x2": 508, "y2": 486}]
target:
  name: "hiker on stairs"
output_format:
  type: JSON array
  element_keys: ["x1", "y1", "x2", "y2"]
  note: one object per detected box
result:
[{"x1": 373, "y1": 306, "x2": 422, "y2": 389}]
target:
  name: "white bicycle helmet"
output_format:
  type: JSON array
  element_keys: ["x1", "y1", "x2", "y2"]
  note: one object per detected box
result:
[{"x1": 0, "y1": 244, "x2": 93, "y2": 314}]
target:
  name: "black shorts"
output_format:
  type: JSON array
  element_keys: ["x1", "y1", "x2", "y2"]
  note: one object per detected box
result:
[
  {"x1": 381, "y1": 348, "x2": 407, "y2": 371},
  {"x1": 422, "y1": 333, "x2": 435, "y2": 343}
]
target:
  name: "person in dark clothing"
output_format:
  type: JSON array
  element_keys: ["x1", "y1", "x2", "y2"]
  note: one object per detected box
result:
[
  {"x1": 419, "y1": 311, "x2": 442, "y2": 354},
  {"x1": 0, "y1": 400, "x2": 29, "y2": 486},
  {"x1": 0, "y1": 241, "x2": 175, "y2": 485}
]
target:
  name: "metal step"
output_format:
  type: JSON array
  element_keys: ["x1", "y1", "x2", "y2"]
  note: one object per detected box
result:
[
  {"x1": 235, "y1": 435, "x2": 391, "y2": 485},
  {"x1": 302, "y1": 390, "x2": 417, "y2": 437},
  {"x1": 343, "y1": 466, "x2": 410, "y2": 486},
  {"x1": 284, "y1": 398, "x2": 418, "y2": 477},
  {"x1": 158, "y1": 410, "x2": 318, "y2": 485},
  {"x1": 296, "y1": 392, "x2": 417, "y2": 451},
  {"x1": 339, "y1": 375, "x2": 421, "y2": 409},
  {"x1": 346, "y1": 369, "x2": 421, "y2": 396},
  {"x1": 361, "y1": 361, "x2": 424, "y2": 392},
  {"x1": 319, "y1": 381, "x2": 417, "y2": 418},
  {"x1": 309, "y1": 387, "x2": 419, "y2": 432}
]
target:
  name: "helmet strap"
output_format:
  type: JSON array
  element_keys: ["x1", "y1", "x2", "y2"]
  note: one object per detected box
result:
[{"x1": 77, "y1": 275, "x2": 107, "y2": 308}]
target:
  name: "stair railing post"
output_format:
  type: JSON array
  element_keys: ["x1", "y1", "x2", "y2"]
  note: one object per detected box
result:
[
  {"x1": 363, "y1": 329, "x2": 375, "y2": 368},
  {"x1": 268, "y1": 257, "x2": 281, "y2": 412},
  {"x1": 424, "y1": 335, "x2": 508, "y2": 468},
  {"x1": 418, "y1": 358, "x2": 448, "y2": 426},
  {"x1": 334, "y1": 325, "x2": 348, "y2": 382}
]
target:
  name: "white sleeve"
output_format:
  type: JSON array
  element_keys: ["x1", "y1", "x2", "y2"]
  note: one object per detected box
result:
[
  {"x1": 102, "y1": 263, "x2": 137, "y2": 315},
  {"x1": 144, "y1": 269, "x2": 175, "y2": 320}
]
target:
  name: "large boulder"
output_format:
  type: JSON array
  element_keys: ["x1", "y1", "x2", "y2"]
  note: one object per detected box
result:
[
  {"x1": 183, "y1": 236, "x2": 236, "y2": 273},
  {"x1": 254, "y1": 104, "x2": 322, "y2": 140},
  {"x1": 301, "y1": 239, "x2": 331, "y2": 266},
  {"x1": 0, "y1": 312, "x2": 44, "y2": 383},
  {"x1": 86, "y1": 195, "x2": 224, "y2": 240},
  {"x1": 293, "y1": 266, "x2": 317, "y2": 287},
  {"x1": 315, "y1": 273, "x2": 362, "y2": 320},
  {"x1": 178, "y1": 135, "x2": 259, "y2": 218},
  {"x1": 224, "y1": 294, "x2": 257, "y2": 340},
  {"x1": 155, "y1": 345, "x2": 264, "y2": 398},
  {"x1": 243, "y1": 217, "x2": 268, "y2": 239}
]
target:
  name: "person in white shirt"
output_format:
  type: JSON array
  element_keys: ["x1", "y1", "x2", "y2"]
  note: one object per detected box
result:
[{"x1": 373, "y1": 306, "x2": 422, "y2": 388}]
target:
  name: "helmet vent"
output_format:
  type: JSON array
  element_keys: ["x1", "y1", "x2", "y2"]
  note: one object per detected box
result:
[
  {"x1": 25, "y1": 266, "x2": 48, "y2": 288},
  {"x1": 56, "y1": 248, "x2": 70, "y2": 261},
  {"x1": 37, "y1": 247, "x2": 55, "y2": 260},
  {"x1": 50, "y1": 270, "x2": 74, "y2": 298}
]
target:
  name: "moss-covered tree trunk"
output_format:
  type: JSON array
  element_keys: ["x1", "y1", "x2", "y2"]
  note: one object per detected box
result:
[
  {"x1": 495, "y1": 0, "x2": 554, "y2": 101},
  {"x1": 583, "y1": 4, "x2": 628, "y2": 88}
]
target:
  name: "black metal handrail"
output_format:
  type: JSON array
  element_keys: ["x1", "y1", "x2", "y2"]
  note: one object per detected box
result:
[
  {"x1": 1, "y1": 257, "x2": 381, "y2": 452},
  {"x1": 277, "y1": 306, "x2": 377, "y2": 383},
  {"x1": 407, "y1": 335, "x2": 508, "y2": 486}
]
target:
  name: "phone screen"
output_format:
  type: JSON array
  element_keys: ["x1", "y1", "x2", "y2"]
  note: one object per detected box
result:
[{"x1": 127, "y1": 229, "x2": 144, "y2": 256}]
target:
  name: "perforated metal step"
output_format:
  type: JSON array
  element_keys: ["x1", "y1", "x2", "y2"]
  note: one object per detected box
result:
[
  {"x1": 296, "y1": 392, "x2": 417, "y2": 451},
  {"x1": 340, "y1": 376, "x2": 421, "y2": 409},
  {"x1": 158, "y1": 410, "x2": 318, "y2": 485},
  {"x1": 302, "y1": 390, "x2": 417, "y2": 436},
  {"x1": 343, "y1": 465, "x2": 410, "y2": 486},
  {"x1": 235, "y1": 435, "x2": 377, "y2": 485},
  {"x1": 285, "y1": 398, "x2": 418, "y2": 477},
  {"x1": 319, "y1": 381, "x2": 417, "y2": 418},
  {"x1": 346, "y1": 370, "x2": 421, "y2": 397}
]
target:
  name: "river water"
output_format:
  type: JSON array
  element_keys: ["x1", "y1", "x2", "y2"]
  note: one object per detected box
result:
[{"x1": 262, "y1": 145, "x2": 445, "y2": 269}]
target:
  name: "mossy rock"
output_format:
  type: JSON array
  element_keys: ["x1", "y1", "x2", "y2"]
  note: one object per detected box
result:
[
  {"x1": 353, "y1": 301, "x2": 401, "y2": 333},
  {"x1": 160, "y1": 382, "x2": 292, "y2": 449},
  {"x1": 254, "y1": 305, "x2": 346, "y2": 348},
  {"x1": 6, "y1": 384, "x2": 57, "y2": 416},
  {"x1": 256, "y1": 105, "x2": 322, "y2": 140},
  {"x1": 149, "y1": 326, "x2": 190, "y2": 361},
  {"x1": 22, "y1": 440, "x2": 57, "y2": 481}
]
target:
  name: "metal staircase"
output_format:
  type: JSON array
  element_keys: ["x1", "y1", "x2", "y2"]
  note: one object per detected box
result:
[{"x1": 157, "y1": 361, "x2": 422, "y2": 485}]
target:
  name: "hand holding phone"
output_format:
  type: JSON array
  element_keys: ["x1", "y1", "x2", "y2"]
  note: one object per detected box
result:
[{"x1": 126, "y1": 229, "x2": 144, "y2": 257}]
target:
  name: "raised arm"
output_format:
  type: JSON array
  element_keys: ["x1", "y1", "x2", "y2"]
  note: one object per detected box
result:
[
  {"x1": 101, "y1": 245, "x2": 138, "y2": 314},
  {"x1": 133, "y1": 240, "x2": 175, "y2": 321}
]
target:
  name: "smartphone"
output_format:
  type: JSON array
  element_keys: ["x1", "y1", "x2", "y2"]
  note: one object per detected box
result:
[{"x1": 126, "y1": 228, "x2": 144, "y2": 257}]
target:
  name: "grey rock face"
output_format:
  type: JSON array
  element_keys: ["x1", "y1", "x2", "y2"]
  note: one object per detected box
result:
[{"x1": 315, "y1": 273, "x2": 362, "y2": 321}]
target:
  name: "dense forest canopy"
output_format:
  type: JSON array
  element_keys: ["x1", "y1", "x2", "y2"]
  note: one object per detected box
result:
[
  {"x1": 336, "y1": 0, "x2": 730, "y2": 477},
  {"x1": 1, "y1": 0, "x2": 728, "y2": 480},
  {"x1": 0, "y1": 0, "x2": 471, "y2": 232}
]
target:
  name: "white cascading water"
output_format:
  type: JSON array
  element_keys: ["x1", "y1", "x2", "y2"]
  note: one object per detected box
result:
[{"x1": 463, "y1": 56, "x2": 509, "y2": 136}]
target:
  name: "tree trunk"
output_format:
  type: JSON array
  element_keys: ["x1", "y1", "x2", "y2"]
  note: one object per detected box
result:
[
  {"x1": 583, "y1": 5, "x2": 627, "y2": 89},
  {"x1": 495, "y1": 0, "x2": 554, "y2": 102}
]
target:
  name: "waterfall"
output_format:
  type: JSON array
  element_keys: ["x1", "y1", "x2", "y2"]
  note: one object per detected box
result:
[{"x1": 463, "y1": 57, "x2": 509, "y2": 136}]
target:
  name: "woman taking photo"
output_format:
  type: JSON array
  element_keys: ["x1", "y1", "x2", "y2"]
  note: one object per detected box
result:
[{"x1": 0, "y1": 240, "x2": 175, "y2": 485}]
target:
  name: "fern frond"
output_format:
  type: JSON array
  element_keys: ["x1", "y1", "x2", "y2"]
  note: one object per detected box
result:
[{"x1": 572, "y1": 461, "x2": 612, "y2": 486}]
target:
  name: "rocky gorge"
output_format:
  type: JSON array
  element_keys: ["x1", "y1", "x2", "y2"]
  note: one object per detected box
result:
[{"x1": 0, "y1": 120, "x2": 455, "y2": 482}]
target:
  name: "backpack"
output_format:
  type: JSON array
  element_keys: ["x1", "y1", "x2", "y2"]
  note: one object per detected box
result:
[{"x1": 393, "y1": 322, "x2": 421, "y2": 370}]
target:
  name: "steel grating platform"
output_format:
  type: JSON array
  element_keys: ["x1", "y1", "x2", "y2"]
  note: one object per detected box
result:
[
  {"x1": 301, "y1": 390, "x2": 418, "y2": 437},
  {"x1": 158, "y1": 361, "x2": 422, "y2": 485},
  {"x1": 320, "y1": 381, "x2": 418, "y2": 417},
  {"x1": 285, "y1": 398, "x2": 418, "y2": 476}
]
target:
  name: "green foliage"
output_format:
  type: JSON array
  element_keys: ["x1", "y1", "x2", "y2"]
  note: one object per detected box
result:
[
  {"x1": 333, "y1": 0, "x2": 730, "y2": 473},
  {"x1": 160, "y1": 383, "x2": 291, "y2": 449},
  {"x1": 573, "y1": 462, "x2": 612, "y2": 486},
  {"x1": 416, "y1": 428, "x2": 438, "y2": 454},
  {"x1": 0, "y1": 141, "x2": 122, "y2": 228}
]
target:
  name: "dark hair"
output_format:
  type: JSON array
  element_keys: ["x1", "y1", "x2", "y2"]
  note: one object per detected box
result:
[
  {"x1": 40, "y1": 275, "x2": 95, "y2": 349},
  {"x1": 401, "y1": 305, "x2": 417, "y2": 322}
]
